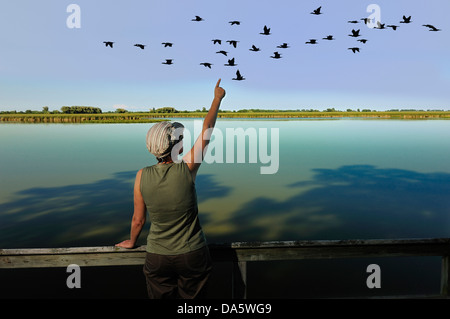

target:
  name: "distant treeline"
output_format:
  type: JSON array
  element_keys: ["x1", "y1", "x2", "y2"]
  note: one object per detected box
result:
[
  {"x1": 149, "y1": 107, "x2": 449, "y2": 113},
  {"x1": 1, "y1": 106, "x2": 448, "y2": 115},
  {"x1": 0, "y1": 113, "x2": 166, "y2": 123},
  {"x1": 1, "y1": 111, "x2": 449, "y2": 123},
  {"x1": 1, "y1": 106, "x2": 102, "y2": 114}
]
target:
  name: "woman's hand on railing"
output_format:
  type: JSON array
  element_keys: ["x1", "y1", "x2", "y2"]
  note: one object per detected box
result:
[{"x1": 115, "y1": 239, "x2": 136, "y2": 249}]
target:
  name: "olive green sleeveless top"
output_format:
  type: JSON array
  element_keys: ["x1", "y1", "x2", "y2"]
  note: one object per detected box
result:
[{"x1": 140, "y1": 161, "x2": 207, "y2": 255}]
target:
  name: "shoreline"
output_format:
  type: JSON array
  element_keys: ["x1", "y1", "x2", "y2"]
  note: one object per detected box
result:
[{"x1": 1, "y1": 111, "x2": 449, "y2": 123}]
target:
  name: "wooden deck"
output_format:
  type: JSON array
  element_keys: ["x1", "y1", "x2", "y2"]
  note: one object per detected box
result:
[{"x1": 1, "y1": 237, "x2": 449, "y2": 298}]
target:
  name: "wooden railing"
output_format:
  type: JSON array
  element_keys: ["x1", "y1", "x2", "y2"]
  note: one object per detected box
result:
[{"x1": 1, "y1": 238, "x2": 449, "y2": 298}]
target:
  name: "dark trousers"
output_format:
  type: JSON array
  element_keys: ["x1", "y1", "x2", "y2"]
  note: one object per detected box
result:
[{"x1": 143, "y1": 246, "x2": 212, "y2": 299}]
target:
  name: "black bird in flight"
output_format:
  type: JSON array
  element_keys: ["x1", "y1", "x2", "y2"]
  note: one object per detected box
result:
[
  {"x1": 227, "y1": 40, "x2": 239, "y2": 48},
  {"x1": 162, "y1": 42, "x2": 173, "y2": 47},
  {"x1": 348, "y1": 20, "x2": 359, "y2": 24},
  {"x1": 348, "y1": 47, "x2": 360, "y2": 53},
  {"x1": 387, "y1": 25, "x2": 399, "y2": 31},
  {"x1": 357, "y1": 39, "x2": 368, "y2": 44},
  {"x1": 216, "y1": 50, "x2": 228, "y2": 56},
  {"x1": 423, "y1": 24, "x2": 441, "y2": 31},
  {"x1": 103, "y1": 41, "x2": 114, "y2": 48},
  {"x1": 229, "y1": 21, "x2": 241, "y2": 25},
  {"x1": 305, "y1": 39, "x2": 317, "y2": 44},
  {"x1": 322, "y1": 35, "x2": 335, "y2": 40},
  {"x1": 224, "y1": 58, "x2": 237, "y2": 66},
  {"x1": 192, "y1": 16, "x2": 204, "y2": 21},
  {"x1": 374, "y1": 21, "x2": 386, "y2": 29},
  {"x1": 260, "y1": 25, "x2": 271, "y2": 35},
  {"x1": 349, "y1": 29, "x2": 361, "y2": 37},
  {"x1": 162, "y1": 59, "x2": 173, "y2": 65},
  {"x1": 361, "y1": 18, "x2": 371, "y2": 25},
  {"x1": 212, "y1": 39, "x2": 222, "y2": 45},
  {"x1": 200, "y1": 63, "x2": 213, "y2": 69},
  {"x1": 134, "y1": 44, "x2": 146, "y2": 49},
  {"x1": 249, "y1": 45, "x2": 260, "y2": 52},
  {"x1": 400, "y1": 16, "x2": 412, "y2": 24},
  {"x1": 270, "y1": 51, "x2": 282, "y2": 59},
  {"x1": 311, "y1": 7, "x2": 322, "y2": 15},
  {"x1": 232, "y1": 70, "x2": 245, "y2": 81},
  {"x1": 277, "y1": 43, "x2": 289, "y2": 48}
]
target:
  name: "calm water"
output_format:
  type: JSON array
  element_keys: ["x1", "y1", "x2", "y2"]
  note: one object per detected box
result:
[
  {"x1": 1, "y1": 118, "x2": 450, "y2": 248},
  {"x1": 1, "y1": 119, "x2": 450, "y2": 298}
]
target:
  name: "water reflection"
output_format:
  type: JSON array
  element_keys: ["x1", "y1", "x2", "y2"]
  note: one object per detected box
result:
[
  {"x1": 0, "y1": 171, "x2": 231, "y2": 248},
  {"x1": 205, "y1": 165, "x2": 450, "y2": 243},
  {"x1": 1, "y1": 165, "x2": 449, "y2": 249}
]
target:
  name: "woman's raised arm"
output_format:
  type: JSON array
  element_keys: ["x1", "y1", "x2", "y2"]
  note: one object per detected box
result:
[{"x1": 183, "y1": 79, "x2": 226, "y2": 180}]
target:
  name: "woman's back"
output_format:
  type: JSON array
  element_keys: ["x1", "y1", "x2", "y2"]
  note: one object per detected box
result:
[{"x1": 140, "y1": 161, "x2": 206, "y2": 255}]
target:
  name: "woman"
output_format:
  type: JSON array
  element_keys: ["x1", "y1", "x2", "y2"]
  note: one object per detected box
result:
[{"x1": 116, "y1": 79, "x2": 226, "y2": 299}]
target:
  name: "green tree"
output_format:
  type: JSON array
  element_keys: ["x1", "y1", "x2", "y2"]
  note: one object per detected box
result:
[
  {"x1": 155, "y1": 107, "x2": 178, "y2": 113},
  {"x1": 61, "y1": 106, "x2": 102, "y2": 114}
]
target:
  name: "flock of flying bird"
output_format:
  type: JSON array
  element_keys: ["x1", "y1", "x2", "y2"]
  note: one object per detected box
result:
[{"x1": 102, "y1": 6, "x2": 442, "y2": 81}]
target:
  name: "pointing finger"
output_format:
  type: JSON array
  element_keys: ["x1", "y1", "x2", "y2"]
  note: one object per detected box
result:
[{"x1": 216, "y1": 78, "x2": 221, "y2": 88}]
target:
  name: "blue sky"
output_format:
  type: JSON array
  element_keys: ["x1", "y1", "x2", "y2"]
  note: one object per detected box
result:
[{"x1": 0, "y1": 0, "x2": 449, "y2": 112}]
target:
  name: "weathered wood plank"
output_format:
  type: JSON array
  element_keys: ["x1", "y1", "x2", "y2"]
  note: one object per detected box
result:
[
  {"x1": 0, "y1": 245, "x2": 146, "y2": 255},
  {"x1": 209, "y1": 238, "x2": 450, "y2": 262},
  {"x1": 232, "y1": 243, "x2": 450, "y2": 261},
  {"x1": 1, "y1": 238, "x2": 450, "y2": 269},
  {"x1": 0, "y1": 252, "x2": 146, "y2": 268},
  {"x1": 0, "y1": 246, "x2": 147, "y2": 268}
]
